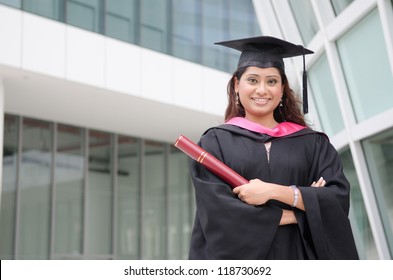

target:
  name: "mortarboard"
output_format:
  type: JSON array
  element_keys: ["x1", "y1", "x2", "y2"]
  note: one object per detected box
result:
[{"x1": 215, "y1": 36, "x2": 314, "y2": 114}]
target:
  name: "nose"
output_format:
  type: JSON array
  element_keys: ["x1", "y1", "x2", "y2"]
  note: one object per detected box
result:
[{"x1": 256, "y1": 83, "x2": 267, "y2": 94}]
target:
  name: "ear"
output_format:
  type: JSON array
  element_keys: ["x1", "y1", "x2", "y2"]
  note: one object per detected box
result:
[{"x1": 234, "y1": 77, "x2": 239, "y2": 93}]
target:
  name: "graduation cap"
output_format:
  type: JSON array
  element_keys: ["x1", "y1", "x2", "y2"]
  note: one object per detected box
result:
[{"x1": 215, "y1": 36, "x2": 314, "y2": 114}]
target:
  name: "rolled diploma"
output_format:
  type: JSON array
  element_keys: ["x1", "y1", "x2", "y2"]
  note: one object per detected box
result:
[{"x1": 174, "y1": 135, "x2": 248, "y2": 188}]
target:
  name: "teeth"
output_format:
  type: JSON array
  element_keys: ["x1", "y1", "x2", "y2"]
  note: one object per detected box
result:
[{"x1": 252, "y1": 98, "x2": 268, "y2": 101}]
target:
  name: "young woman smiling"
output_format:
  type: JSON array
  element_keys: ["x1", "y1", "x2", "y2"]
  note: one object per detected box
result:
[{"x1": 188, "y1": 36, "x2": 359, "y2": 260}]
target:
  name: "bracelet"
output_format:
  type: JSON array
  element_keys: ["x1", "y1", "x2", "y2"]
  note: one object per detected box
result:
[{"x1": 290, "y1": 185, "x2": 299, "y2": 207}]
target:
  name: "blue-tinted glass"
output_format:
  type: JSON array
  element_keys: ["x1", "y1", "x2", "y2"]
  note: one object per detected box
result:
[
  {"x1": 117, "y1": 136, "x2": 140, "y2": 260},
  {"x1": 0, "y1": 115, "x2": 19, "y2": 259},
  {"x1": 140, "y1": 0, "x2": 169, "y2": 53},
  {"x1": 66, "y1": 0, "x2": 102, "y2": 33},
  {"x1": 340, "y1": 149, "x2": 378, "y2": 259},
  {"x1": 0, "y1": 0, "x2": 21, "y2": 8},
  {"x1": 87, "y1": 130, "x2": 113, "y2": 256},
  {"x1": 142, "y1": 140, "x2": 166, "y2": 259},
  {"x1": 23, "y1": 0, "x2": 63, "y2": 21},
  {"x1": 226, "y1": 0, "x2": 261, "y2": 69},
  {"x1": 308, "y1": 53, "x2": 345, "y2": 136},
  {"x1": 201, "y1": 0, "x2": 261, "y2": 72},
  {"x1": 330, "y1": 0, "x2": 354, "y2": 16},
  {"x1": 54, "y1": 124, "x2": 84, "y2": 256},
  {"x1": 363, "y1": 129, "x2": 393, "y2": 256},
  {"x1": 202, "y1": 0, "x2": 228, "y2": 70},
  {"x1": 288, "y1": 0, "x2": 319, "y2": 44},
  {"x1": 337, "y1": 9, "x2": 393, "y2": 122},
  {"x1": 168, "y1": 146, "x2": 192, "y2": 259},
  {"x1": 18, "y1": 118, "x2": 52, "y2": 259},
  {"x1": 105, "y1": 0, "x2": 137, "y2": 43},
  {"x1": 172, "y1": 0, "x2": 201, "y2": 62}
]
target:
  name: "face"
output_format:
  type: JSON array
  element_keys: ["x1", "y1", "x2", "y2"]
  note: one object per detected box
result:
[{"x1": 234, "y1": 66, "x2": 284, "y2": 125}]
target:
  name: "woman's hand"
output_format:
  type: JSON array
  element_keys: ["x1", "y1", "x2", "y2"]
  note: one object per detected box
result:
[
  {"x1": 233, "y1": 177, "x2": 327, "y2": 209},
  {"x1": 233, "y1": 179, "x2": 275, "y2": 205},
  {"x1": 311, "y1": 177, "x2": 326, "y2": 187}
]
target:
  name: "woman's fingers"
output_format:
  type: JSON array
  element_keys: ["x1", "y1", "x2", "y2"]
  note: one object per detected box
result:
[{"x1": 311, "y1": 177, "x2": 326, "y2": 187}]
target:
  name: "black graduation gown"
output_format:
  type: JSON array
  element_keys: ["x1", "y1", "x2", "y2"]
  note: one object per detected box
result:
[{"x1": 188, "y1": 124, "x2": 359, "y2": 260}]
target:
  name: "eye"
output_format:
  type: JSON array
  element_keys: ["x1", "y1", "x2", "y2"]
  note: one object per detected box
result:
[
  {"x1": 267, "y1": 78, "x2": 279, "y2": 86},
  {"x1": 247, "y1": 78, "x2": 258, "y2": 84}
]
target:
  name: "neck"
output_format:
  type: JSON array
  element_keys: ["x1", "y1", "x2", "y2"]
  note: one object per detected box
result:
[{"x1": 245, "y1": 116, "x2": 278, "y2": 129}]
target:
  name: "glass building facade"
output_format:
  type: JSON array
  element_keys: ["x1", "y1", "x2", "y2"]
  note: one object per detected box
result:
[
  {"x1": 1, "y1": 114, "x2": 193, "y2": 259},
  {"x1": 1, "y1": 0, "x2": 393, "y2": 260}
]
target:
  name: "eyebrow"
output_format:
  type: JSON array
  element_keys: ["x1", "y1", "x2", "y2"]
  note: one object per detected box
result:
[{"x1": 245, "y1": 73, "x2": 280, "y2": 78}]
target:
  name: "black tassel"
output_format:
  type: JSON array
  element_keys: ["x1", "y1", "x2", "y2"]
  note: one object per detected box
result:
[{"x1": 302, "y1": 47, "x2": 308, "y2": 114}]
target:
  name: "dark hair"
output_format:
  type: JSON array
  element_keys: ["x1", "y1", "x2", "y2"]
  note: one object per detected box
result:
[{"x1": 224, "y1": 67, "x2": 308, "y2": 127}]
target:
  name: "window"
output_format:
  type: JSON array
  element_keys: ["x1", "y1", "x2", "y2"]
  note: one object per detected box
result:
[
  {"x1": 116, "y1": 135, "x2": 140, "y2": 259},
  {"x1": 23, "y1": 0, "x2": 63, "y2": 21},
  {"x1": 54, "y1": 124, "x2": 84, "y2": 257},
  {"x1": 340, "y1": 149, "x2": 378, "y2": 259},
  {"x1": 0, "y1": 115, "x2": 193, "y2": 259},
  {"x1": 142, "y1": 140, "x2": 166, "y2": 259},
  {"x1": 105, "y1": 0, "x2": 137, "y2": 43},
  {"x1": 0, "y1": 115, "x2": 19, "y2": 259},
  {"x1": 362, "y1": 129, "x2": 393, "y2": 256},
  {"x1": 66, "y1": 0, "x2": 103, "y2": 33},
  {"x1": 0, "y1": 0, "x2": 21, "y2": 8},
  {"x1": 201, "y1": 0, "x2": 261, "y2": 72},
  {"x1": 336, "y1": 9, "x2": 393, "y2": 122},
  {"x1": 288, "y1": 0, "x2": 319, "y2": 44},
  {"x1": 330, "y1": 0, "x2": 354, "y2": 16},
  {"x1": 172, "y1": 0, "x2": 201, "y2": 62},
  {"x1": 140, "y1": 0, "x2": 169, "y2": 53},
  {"x1": 168, "y1": 145, "x2": 192, "y2": 259},
  {"x1": 87, "y1": 130, "x2": 113, "y2": 256},
  {"x1": 308, "y1": 53, "x2": 345, "y2": 136},
  {"x1": 18, "y1": 118, "x2": 52, "y2": 259}
]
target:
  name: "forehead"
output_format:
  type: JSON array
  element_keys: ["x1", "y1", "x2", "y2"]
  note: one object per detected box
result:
[{"x1": 243, "y1": 66, "x2": 281, "y2": 76}]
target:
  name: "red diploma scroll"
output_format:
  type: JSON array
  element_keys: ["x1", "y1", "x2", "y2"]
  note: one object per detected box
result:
[{"x1": 174, "y1": 135, "x2": 248, "y2": 188}]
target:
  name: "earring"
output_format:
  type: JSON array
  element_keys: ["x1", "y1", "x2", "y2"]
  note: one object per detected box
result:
[
  {"x1": 235, "y1": 92, "x2": 240, "y2": 105},
  {"x1": 280, "y1": 96, "x2": 284, "y2": 107}
]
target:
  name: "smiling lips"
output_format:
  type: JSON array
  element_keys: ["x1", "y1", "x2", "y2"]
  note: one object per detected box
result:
[{"x1": 251, "y1": 97, "x2": 270, "y2": 104}]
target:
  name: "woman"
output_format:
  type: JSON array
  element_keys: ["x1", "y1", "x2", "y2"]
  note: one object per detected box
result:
[{"x1": 188, "y1": 36, "x2": 359, "y2": 260}]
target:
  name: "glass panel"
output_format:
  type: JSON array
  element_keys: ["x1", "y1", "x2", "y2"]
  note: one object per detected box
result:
[
  {"x1": 201, "y1": 0, "x2": 228, "y2": 70},
  {"x1": 308, "y1": 53, "x2": 345, "y2": 136},
  {"x1": 117, "y1": 135, "x2": 140, "y2": 260},
  {"x1": 140, "y1": 0, "x2": 168, "y2": 53},
  {"x1": 142, "y1": 140, "x2": 166, "y2": 259},
  {"x1": 66, "y1": 0, "x2": 102, "y2": 33},
  {"x1": 22, "y1": 0, "x2": 63, "y2": 21},
  {"x1": 172, "y1": 0, "x2": 201, "y2": 62},
  {"x1": 105, "y1": 0, "x2": 137, "y2": 43},
  {"x1": 87, "y1": 130, "x2": 112, "y2": 256},
  {"x1": 362, "y1": 128, "x2": 393, "y2": 256},
  {"x1": 288, "y1": 0, "x2": 319, "y2": 44},
  {"x1": 54, "y1": 124, "x2": 84, "y2": 257},
  {"x1": 227, "y1": 0, "x2": 260, "y2": 68},
  {"x1": 330, "y1": 0, "x2": 354, "y2": 16},
  {"x1": 18, "y1": 118, "x2": 52, "y2": 259},
  {"x1": 0, "y1": 0, "x2": 21, "y2": 8},
  {"x1": 201, "y1": 0, "x2": 261, "y2": 72},
  {"x1": 0, "y1": 115, "x2": 19, "y2": 259},
  {"x1": 168, "y1": 146, "x2": 192, "y2": 259},
  {"x1": 337, "y1": 9, "x2": 393, "y2": 122},
  {"x1": 340, "y1": 149, "x2": 378, "y2": 259}
]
